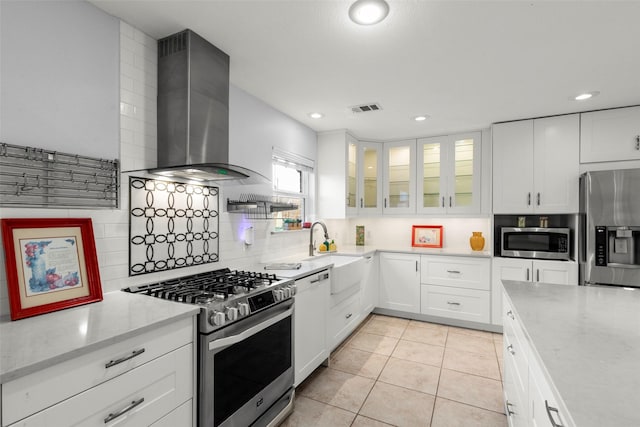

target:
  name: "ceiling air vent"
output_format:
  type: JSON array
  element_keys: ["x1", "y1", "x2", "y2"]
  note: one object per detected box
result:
[{"x1": 351, "y1": 103, "x2": 383, "y2": 113}]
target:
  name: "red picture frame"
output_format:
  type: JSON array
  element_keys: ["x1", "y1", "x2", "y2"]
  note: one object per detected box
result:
[
  {"x1": 411, "y1": 225, "x2": 443, "y2": 248},
  {"x1": 1, "y1": 218, "x2": 103, "y2": 320}
]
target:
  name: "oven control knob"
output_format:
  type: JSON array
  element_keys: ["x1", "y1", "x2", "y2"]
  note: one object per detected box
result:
[
  {"x1": 209, "y1": 311, "x2": 226, "y2": 326},
  {"x1": 274, "y1": 289, "x2": 284, "y2": 301},
  {"x1": 282, "y1": 287, "x2": 292, "y2": 298},
  {"x1": 238, "y1": 302, "x2": 250, "y2": 316},
  {"x1": 226, "y1": 307, "x2": 238, "y2": 321}
]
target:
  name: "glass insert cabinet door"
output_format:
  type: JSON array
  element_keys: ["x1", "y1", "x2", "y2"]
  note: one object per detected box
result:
[
  {"x1": 453, "y1": 137, "x2": 475, "y2": 208},
  {"x1": 383, "y1": 140, "x2": 416, "y2": 213},
  {"x1": 359, "y1": 142, "x2": 382, "y2": 212},
  {"x1": 347, "y1": 141, "x2": 357, "y2": 209}
]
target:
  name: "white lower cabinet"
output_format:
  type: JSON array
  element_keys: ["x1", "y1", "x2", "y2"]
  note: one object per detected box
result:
[
  {"x1": 360, "y1": 254, "x2": 379, "y2": 316},
  {"x1": 379, "y1": 252, "x2": 420, "y2": 313},
  {"x1": 420, "y1": 256, "x2": 490, "y2": 323},
  {"x1": 294, "y1": 270, "x2": 330, "y2": 387},
  {"x1": 492, "y1": 258, "x2": 578, "y2": 325},
  {"x1": 2, "y1": 317, "x2": 195, "y2": 427},
  {"x1": 328, "y1": 290, "x2": 361, "y2": 351},
  {"x1": 503, "y1": 292, "x2": 573, "y2": 427}
]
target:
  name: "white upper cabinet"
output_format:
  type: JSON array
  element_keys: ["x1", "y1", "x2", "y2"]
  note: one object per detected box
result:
[
  {"x1": 580, "y1": 106, "x2": 640, "y2": 163},
  {"x1": 318, "y1": 131, "x2": 382, "y2": 218},
  {"x1": 493, "y1": 114, "x2": 579, "y2": 214},
  {"x1": 417, "y1": 132, "x2": 481, "y2": 214},
  {"x1": 383, "y1": 139, "x2": 417, "y2": 214}
]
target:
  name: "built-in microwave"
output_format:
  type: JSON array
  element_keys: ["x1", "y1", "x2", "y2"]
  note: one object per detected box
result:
[{"x1": 501, "y1": 227, "x2": 571, "y2": 260}]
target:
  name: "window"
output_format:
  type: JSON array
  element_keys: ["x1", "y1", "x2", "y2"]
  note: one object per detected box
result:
[{"x1": 272, "y1": 148, "x2": 313, "y2": 231}]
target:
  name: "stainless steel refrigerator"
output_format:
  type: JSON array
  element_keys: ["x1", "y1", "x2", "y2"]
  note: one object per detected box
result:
[{"x1": 580, "y1": 168, "x2": 640, "y2": 287}]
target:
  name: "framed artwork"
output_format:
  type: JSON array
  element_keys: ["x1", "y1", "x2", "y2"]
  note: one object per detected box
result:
[
  {"x1": 1, "y1": 218, "x2": 103, "y2": 320},
  {"x1": 411, "y1": 225, "x2": 443, "y2": 248}
]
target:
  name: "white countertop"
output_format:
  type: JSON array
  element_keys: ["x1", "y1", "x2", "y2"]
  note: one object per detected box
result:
[
  {"x1": 502, "y1": 281, "x2": 640, "y2": 427},
  {"x1": 0, "y1": 291, "x2": 199, "y2": 383}
]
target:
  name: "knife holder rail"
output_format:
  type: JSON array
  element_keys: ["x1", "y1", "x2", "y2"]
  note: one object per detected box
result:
[{"x1": 0, "y1": 142, "x2": 119, "y2": 209}]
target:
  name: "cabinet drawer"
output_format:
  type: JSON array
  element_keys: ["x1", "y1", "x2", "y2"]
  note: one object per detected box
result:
[
  {"x1": 420, "y1": 285, "x2": 490, "y2": 323},
  {"x1": 503, "y1": 351, "x2": 528, "y2": 427},
  {"x1": 421, "y1": 256, "x2": 490, "y2": 290},
  {"x1": 8, "y1": 344, "x2": 192, "y2": 427},
  {"x1": 150, "y1": 399, "x2": 192, "y2": 427},
  {"x1": 3, "y1": 317, "x2": 193, "y2": 426},
  {"x1": 329, "y1": 293, "x2": 360, "y2": 350}
]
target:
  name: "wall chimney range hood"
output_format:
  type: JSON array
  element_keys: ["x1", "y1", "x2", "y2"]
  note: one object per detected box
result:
[{"x1": 149, "y1": 29, "x2": 268, "y2": 184}]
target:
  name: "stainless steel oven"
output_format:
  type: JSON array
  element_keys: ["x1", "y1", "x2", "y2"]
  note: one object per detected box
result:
[
  {"x1": 501, "y1": 227, "x2": 571, "y2": 260},
  {"x1": 200, "y1": 299, "x2": 294, "y2": 427}
]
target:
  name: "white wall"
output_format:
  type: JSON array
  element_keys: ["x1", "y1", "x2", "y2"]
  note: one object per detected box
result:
[{"x1": 0, "y1": 10, "x2": 317, "y2": 318}]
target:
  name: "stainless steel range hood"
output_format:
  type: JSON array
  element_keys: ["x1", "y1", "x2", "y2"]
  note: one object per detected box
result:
[{"x1": 150, "y1": 29, "x2": 268, "y2": 184}]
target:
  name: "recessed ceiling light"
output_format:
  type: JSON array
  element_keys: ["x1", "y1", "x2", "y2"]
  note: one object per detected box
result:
[
  {"x1": 413, "y1": 115, "x2": 429, "y2": 122},
  {"x1": 308, "y1": 112, "x2": 324, "y2": 119},
  {"x1": 572, "y1": 91, "x2": 600, "y2": 101},
  {"x1": 349, "y1": 0, "x2": 390, "y2": 25}
]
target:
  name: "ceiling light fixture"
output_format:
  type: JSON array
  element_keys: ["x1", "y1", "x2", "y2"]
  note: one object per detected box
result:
[
  {"x1": 413, "y1": 115, "x2": 429, "y2": 122},
  {"x1": 349, "y1": 0, "x2": 390, "y2": 25},
  {"x1": 308, "y1": 112, "x2": 324, "y2": 119},
  {"x1": 572, "y1": 91, "x2": 600, "y2": 101}
]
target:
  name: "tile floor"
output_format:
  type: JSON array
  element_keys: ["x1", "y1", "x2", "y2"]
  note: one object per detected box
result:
[{"x1": 281, "y1": 314, "x2": 507, "y2": 427}]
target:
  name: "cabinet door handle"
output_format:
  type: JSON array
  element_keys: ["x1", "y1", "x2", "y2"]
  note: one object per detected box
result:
[
  {"x1": 346, "y1": 313, "x2": 353, "y2": 319},
  {"x1": 506, "y1": 310, "x2": 515, "y2": 320},
  {"x1": 449, "y1": 196, "x2": 452, "y2": 207},
  {"x1": 545, "y1": 400, "x2": 565, "y2": 427},
  {"x1": 507, "y1": 344, "x2": 515, "y2": 355},
  {"x1": 537, "y1": 192, "x2": 541, "y2": 206},
  {"x1": 447, "y1": 301, "x2": 461, "y2": 306},
  {"x1": 442, "y1": 196, "x2": 445, "y2": 208},
  {"x1": 526, "y1": 268, "x2": 530, "y2": 281},
  {"x1": 636, "y1": 135, "x2": 640, "y2": 150},
  {"x1": 360, "y1": 198, "x2": 363, "y2": 208},
  {"x1": 527, "y1": 192, "x2": 531, "y2": 206},
  {"x1": 536, "y1": 269, "x2": 540, "y2": 282},
  {"x1": 105, "y1": 348, "x2": 145, "y2": 369},
  {"x1": 416, "y1": 260, "x2": 418, "y2": 272},
  {"x1": 104, "y1": 398, "x2": 145, "y2": 423},
  {"x1": 384, "y1": 198, "x2": 387, "y2": 208},
  {"x1": 447, "y1": 270, "x2": 461, "y2": 274}
]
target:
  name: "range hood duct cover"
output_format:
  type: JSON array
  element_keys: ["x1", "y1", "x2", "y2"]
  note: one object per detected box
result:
[{"x1": 151, "y1": 29, "x2": 268, "y2": 183}]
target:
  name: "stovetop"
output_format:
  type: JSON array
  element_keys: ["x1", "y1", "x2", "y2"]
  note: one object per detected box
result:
[{"x1": 123, "y1": 268, "x2": 295, "y2": 333}]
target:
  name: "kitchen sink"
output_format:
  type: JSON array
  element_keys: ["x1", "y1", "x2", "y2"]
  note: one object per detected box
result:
[{"x1": 307, "y1": 255, "x2": 365, "y2": 295}]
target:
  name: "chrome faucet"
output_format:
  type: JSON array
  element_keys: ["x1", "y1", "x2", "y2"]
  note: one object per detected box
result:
[{"x1": 309, "y1": 221, "x2": 330, "y2": 256}]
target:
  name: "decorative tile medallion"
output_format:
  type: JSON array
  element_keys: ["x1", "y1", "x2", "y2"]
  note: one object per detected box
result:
[{"x1": 129, "y1": 177, "x2": 219, "y2": 276}]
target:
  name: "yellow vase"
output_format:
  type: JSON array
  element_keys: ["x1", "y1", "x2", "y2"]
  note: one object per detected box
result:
[{"x1": 470, "y1": 232, "x2": 485, "y2": 251}]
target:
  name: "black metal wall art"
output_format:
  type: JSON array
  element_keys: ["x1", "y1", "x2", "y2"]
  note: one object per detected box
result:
[{"x1": 129, "y1": 177, "x2": 219, "y2": 276}]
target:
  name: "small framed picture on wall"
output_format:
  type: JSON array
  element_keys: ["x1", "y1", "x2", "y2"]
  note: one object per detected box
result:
[{"x1": 411, "y1": 225, "x2": 443, "y2": 248}]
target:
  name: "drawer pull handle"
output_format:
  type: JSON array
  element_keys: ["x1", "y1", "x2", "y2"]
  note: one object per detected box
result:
[
  {"x1": 506, "y1": 310, "x2": 515, "y2": 320},
  {"x1": 447, "y1": 301, "x2": 461, "y2": 306},
  {"x1": 507, "y1": 344, "x2": 515, "y2": 355},
  {"x1": 446, "y1": 270, "x2": 461, "y2": 274},
  {"x1": 105, "y1": 348, "x2": 145, "y2": 369},
  {"x1": 346, "y1": 313, "x2": 353, "y2": 319},
  {"x1": 104, "y1": 397, "x2": 145, "y2": 423},
  {"x1": 545, "y1": 400, "x2": 565, "y2": 427}
]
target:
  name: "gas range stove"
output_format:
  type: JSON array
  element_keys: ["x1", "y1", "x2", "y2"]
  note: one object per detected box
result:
[{"x1": 123, "y1": 268, "x2": 295, "y2": 333}]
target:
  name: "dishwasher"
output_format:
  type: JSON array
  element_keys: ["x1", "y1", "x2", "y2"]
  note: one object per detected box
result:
[{"x1": 293, "y1": 269, "x2": 330, "y2": 386}]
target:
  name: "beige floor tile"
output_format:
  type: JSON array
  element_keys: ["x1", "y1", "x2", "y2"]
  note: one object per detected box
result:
[
  {"x1": 280, "y1": 395, "x2": 356, "y2": 427},
  {"x1": 401, "y1": 322, "x2": 448, "y2": 346},
  {"x1": 392, "y1": 339, "x2": 445, "y2": 367},
  {"x1": 348, "y1": 331, "x2": 400, "y2": 356},
  {"x1": 497, "y1": 357, "x2": 504, "y2": 383},
  {"x1": 361, "y1": 317, "x2": 408, "y2": 338},
  {"x1": 493, "y1": 339, "x2": 503, "y2": 358},
  {"x1": 493, "y1": 332, "x2": 504, "y2": 343},
  {"x1": 360, "y1": 382, "x2": 435, "y2": 427},
  {"x1": 369, "y1": 314, "x2": 411, "y2": 328},
  {"x1": 408, "y1": 319, "x2": 448, "y2": 331},
  {"x1": 437, "y1": 369, "x2": 505, "y2": 413},
  {"x1": 431, "y1": 397, "x2": 507, "y2": 427},
  {"x1": 378, "y1": 357, "x2": 440, "y2": 395},
  {"x1": 297, "y1": 367, "x2": 375, "y2": 413},
  {"x1": 446, "y1": 332, "x2": 496, "y2": 355},
  {"x1": 331, "y1": 346, "x2": 389, "y2": 379},
  {"x1": 442, "y1": 348, "x2": 501, "y2": 380},
  {"x1": 351, "y1": 415, "x2": 395, "y2": 427},
  {"x1": 448, "y1": 326, "x2": 495, "y2": 339}
]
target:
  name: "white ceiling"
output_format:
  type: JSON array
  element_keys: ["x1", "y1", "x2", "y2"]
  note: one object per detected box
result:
[{"x1": 90, "y1": 0, "x2": 640, "y2": 141}]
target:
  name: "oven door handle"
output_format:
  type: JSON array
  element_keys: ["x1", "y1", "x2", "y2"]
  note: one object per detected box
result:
[{"x1": 208, "y1": 307, "x2": 293, "y2": 352}]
